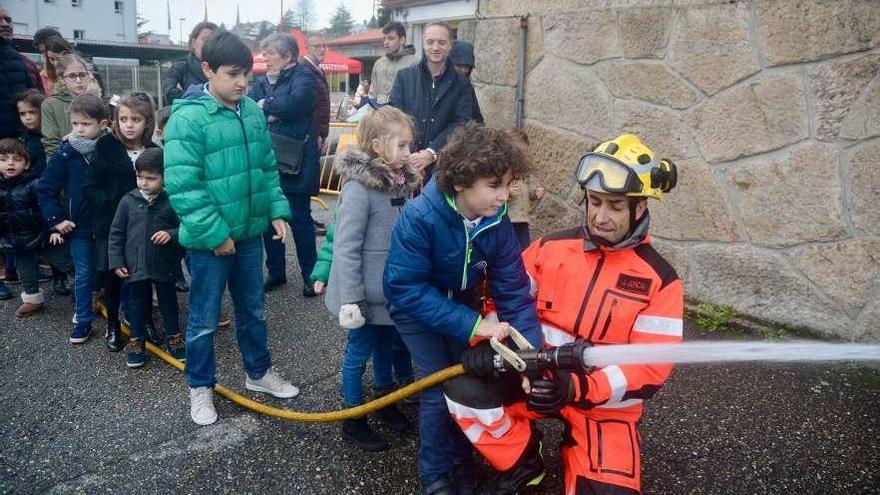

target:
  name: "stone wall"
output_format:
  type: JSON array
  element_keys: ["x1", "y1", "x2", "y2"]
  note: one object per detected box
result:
[{"x1": 461, "y1": 0, "x2": 880, "y2": 340}]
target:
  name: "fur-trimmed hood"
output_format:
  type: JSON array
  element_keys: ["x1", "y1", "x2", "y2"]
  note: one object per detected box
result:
[{"x1": 335, "y1": 148, "x2": 421, "y2": 192}]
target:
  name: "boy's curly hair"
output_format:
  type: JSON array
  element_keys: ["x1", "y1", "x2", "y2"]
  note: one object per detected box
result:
[{"x1": 435, "y1": 122, "x2": 532, "y2": 194}]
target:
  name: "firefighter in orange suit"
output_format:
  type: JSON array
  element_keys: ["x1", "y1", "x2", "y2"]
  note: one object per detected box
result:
[{"x1": 446, "y1": 134, "x2": 683, "y2": 494}]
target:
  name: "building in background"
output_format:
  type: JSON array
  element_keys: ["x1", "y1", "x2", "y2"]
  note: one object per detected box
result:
[
  {"x1": 384, "y1": 0, "x2": 476, "y2": 58},
  {"x1": 6, "y1": 0, "x2": 186, "y2": 107},
  {"x1": 325, "y1": 28, "x2": 383, "y2": 87},
  {"x1": 6, "y1": 0, "x2": 138, "y2": 42}
]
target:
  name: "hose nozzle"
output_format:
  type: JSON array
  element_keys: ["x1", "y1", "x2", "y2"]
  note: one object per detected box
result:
[{"x1": 493, "y1": 340, "x2": 594, "y2": 374}]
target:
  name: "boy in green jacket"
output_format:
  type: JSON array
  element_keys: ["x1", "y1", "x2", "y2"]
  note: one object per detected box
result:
[{"x1": 163, "y1": 30, "x2": 298, "y2": 426}]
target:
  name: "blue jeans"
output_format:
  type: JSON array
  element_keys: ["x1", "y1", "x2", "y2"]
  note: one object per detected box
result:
[
  {"x1": 126, "y1": 280, "x2": 179, "y2": 342},
  {"x1": 342, "y1": 323, "x2": 397, "y2": 406},
  {"x1": 3, "y1": 248, "x2": 15, "y2": 272},
  {"x1": 68, "y1": 237, "x2": 94, "y2": 327},
  {"x1": 184, "y1": 237, "x2": 272, "y2": 388},
  {"x1": 263, "y1": 193, "x2": 316, "y2": 283},
  {"x1": 393, "y1": 315, "x2": 473, "y2": 484},
  {"x1": 388, "y1": 330, "x2": 415, "y2": 385}
]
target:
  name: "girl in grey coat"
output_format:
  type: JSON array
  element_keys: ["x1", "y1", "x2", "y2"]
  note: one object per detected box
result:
[{"x1": 325, "y1": 106, "x2": 421, "y2": 452}]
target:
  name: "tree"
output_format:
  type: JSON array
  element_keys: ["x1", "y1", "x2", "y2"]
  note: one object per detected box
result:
[
  {"x1": 278, "y1": 8, "x2": 296, "y2": 33},
  {"x1": 376, "y1": 6, "x2": 391, "y2": 27},
  {"x1": 293, "y1": 0, "x2": 316, "y2": 33},
  {"x1": 255, "y1": 21, "x2": 275, "y2": 45},
  {"x1": 326, "y1": 3, "x2": 354, "y2": 40}
]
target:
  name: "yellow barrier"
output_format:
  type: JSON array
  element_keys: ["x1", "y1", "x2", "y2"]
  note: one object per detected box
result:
[{"x1": 318, "y1": 122, "x2": 359, "y2": 196}]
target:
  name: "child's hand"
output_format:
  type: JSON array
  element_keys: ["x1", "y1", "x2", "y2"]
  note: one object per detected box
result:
[
  {"x1": 271, "y1": 219, "x2": 287, "y2": 242},
  {"x1": 313, "y1": 280, "x2": 325, "y2": 294},
  {"x1": 54, "y1": 220, "x2": 75, "y2": 234},
  {"x1": 49, "y1": 232, "x2": 65, "y2": 245},
  {"x1": 474, "y1": 320, "x2": 511, "y2": 341},
  {"x1": 114, "y1": 267, "x2": 129, "y2": 278},
  {"x1": 509, "y1": 180, "x2": 522, "y2": 197},
  {"x1": 213, "y1": 237, "x2": 236, "y2": 256},
  {"x1": 151, "y1": 230, "x2": 172, "y2": 245}
]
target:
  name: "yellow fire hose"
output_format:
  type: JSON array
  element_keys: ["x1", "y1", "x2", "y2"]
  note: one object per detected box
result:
[{"x1": 98, "y1": 304, "x2": 465, "y2": 422}]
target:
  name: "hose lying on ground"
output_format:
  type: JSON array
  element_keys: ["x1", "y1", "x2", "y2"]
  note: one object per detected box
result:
[{"x1": 98, "y1": 304, "x2": 465, "y2": 422}]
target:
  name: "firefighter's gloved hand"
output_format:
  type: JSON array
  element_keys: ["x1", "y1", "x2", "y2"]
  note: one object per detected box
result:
[
  {"x1": 461, "y1": 340, "x2": 498, "y2": 378},
  {"x1": 339, "y1": 301, "x2": 369, "y2": 329},
  {"x1": 526, "y1": 371, "x2": 575, "y2": 414}
]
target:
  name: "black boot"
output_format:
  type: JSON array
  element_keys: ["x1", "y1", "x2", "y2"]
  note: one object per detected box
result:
[
  {"x1": 53, "y1": 274, "x2": 71, "y2": 296},
  {"x1": 105, "y1": 320, "x2": 124, "y2": 352},
  {"x1": 452, "y1": 463, "x2": 479, "y2": 495},
  {"x1": 342, "y1": 416, "x2": 388, "y2": 452},
  {"x1": 423, "y1": 477, "x2": 457, "y2": 495},
  {"x1": 376, "y1": 403, "x2": 411, "y2": 432},
  {"x1": 374, "y1": 387, "x2": 412, "y2": 432},
  {"x1": 490, "y1": 435, "x2": 546, "y2": 494}
]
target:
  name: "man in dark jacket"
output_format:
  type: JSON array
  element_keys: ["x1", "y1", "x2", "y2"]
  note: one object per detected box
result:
[
  {"x1": 162, "y1": 22, "x2": 218, "y2": 105},
  {"x1": 388, "y1": 21, "x2": 473, "y2": 175},
  {"x1": 0, "y1": 7, "x2": 35, "y2": 139},
  {"x1": 302, "y1": 33, "x2": 331, "y2": 237},
  {"x1": 303, "y1": 33, "x2": 330, "y2": 149},
  {"x1": 449, "y1": 40, "x2": 484, "y2": 124}
]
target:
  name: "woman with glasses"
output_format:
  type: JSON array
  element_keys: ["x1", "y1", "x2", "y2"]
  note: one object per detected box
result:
[
  {"x1": 249, "y1": 33, "x2": 320, "y2": 297},
  {"x1": 41, "y1": 53, "x2": 101, "y2": 157}
]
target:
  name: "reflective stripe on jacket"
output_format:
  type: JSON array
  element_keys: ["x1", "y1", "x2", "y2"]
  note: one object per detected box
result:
[{"x1": 522, "y1": 225, "x2": 684, "y2": 414}]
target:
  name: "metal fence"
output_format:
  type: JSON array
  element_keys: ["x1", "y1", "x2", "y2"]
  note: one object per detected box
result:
[{"x1": 91, "y1": 58, "x2": 166, "y2": 106}]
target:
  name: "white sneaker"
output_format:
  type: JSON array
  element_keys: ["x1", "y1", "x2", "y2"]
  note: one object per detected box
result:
[
  {"x1": 189, "y1": 386, "x2": 218, "y2": 426},
  {"x1": 245, "y1": 368, "x2": 300, "y2": 398}
]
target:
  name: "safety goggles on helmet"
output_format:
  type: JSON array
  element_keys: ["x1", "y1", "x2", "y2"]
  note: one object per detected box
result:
[{"x1": 575, "y1": 153, "x2": 645, "y2": 194}]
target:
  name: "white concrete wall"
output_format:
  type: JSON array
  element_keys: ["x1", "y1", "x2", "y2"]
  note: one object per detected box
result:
[{"x1": 4, "y1": 0, "x2": 138, "y2": 42}]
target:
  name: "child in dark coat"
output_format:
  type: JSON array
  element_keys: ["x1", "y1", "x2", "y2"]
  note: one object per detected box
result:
[
  {"x1": 2, "y1": 89, "x2": 49, "y2": 294},
  {"x1": 15, "y1": 88, "x2": 71, "y2": 296},
  {"x1": 0, "y1": 139, "x2": 72, "y2": 317},
  {"x1": 83, "y1": 92, "x2": 159, "y2": 351},
  {"x1": 108, "y1": 148, "x2": 183, "y2": 368}
]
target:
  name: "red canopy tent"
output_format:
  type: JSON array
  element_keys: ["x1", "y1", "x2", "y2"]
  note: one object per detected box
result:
[{"x1": 252, "y1": 29, "x2": 362, "y2": 76}]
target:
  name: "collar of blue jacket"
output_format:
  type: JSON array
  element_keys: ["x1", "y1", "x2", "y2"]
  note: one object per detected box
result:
[{"x1": 421, "y1": 176, "x2": 508, "y2": 238}]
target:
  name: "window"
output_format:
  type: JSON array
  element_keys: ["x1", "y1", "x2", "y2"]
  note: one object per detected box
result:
[
  {"x1": 73, "y1": 29, "x2": 85, "y2": 40},
  {"x1": 114, "y1": 1, "x2": 123, "y2": 13},
  {"x1": 71, "y1": 0, "x2": 82, "y2": 6}
]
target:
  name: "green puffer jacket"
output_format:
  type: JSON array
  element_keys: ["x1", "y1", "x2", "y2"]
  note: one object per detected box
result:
[
  {"x1": 309, "y1": 221, "x2": 335, "y2": 283},
  {"x1": 163, "y1": 92, "x2": 291, "y2": 250}
]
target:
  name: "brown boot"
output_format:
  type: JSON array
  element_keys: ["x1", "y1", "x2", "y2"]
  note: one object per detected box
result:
[{"x1": 15, "y1": 290, "x2": 45, "y2": 318}]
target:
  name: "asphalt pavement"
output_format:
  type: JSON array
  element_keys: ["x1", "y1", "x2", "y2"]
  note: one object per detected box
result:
[{"x1": 1, "y1": 205, "x2": 878, "y2": 494}]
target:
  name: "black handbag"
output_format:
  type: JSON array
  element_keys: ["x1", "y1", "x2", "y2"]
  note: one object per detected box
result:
[{"x1": 270, "y1": 132, "x2": 306, "y2": 177}]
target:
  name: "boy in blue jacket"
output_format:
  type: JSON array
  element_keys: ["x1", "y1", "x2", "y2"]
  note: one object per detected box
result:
[
  {"x1": 37, "y1": 93, "x2": 109, "y2": 344},
  {"x1": 383, "y1": 123, "x2": 542, "y2": 495}
]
